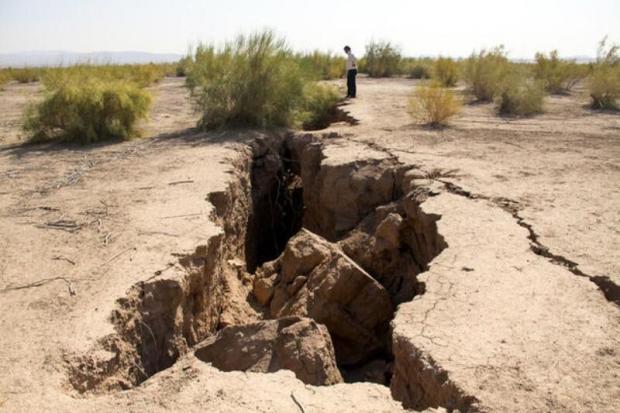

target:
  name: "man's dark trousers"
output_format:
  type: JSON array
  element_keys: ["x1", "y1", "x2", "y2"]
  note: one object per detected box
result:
[{"x1": 347, "y1": 69, "x2": 357, "y2": 98}]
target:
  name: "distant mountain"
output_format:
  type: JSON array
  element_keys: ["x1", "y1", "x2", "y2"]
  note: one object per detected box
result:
[{"x1": 0, "y1": 51, "x2": 184, "y2": 67}]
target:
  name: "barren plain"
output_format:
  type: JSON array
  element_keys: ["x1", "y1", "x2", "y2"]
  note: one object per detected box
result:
[{"x1": 0, "y1": 77, "x2": 618, "y2": 412}]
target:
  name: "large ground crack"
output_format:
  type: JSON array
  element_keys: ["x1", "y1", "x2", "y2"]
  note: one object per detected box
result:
[
  {"x1": 193, "y1": 132, "x2": 620, "y2": 411},
  {"x1": 66, "y1": 132, "x2": 479, "y2": 412},
  {"x1": 438, "y1": 179, "x2": 619, "y2": 306}
]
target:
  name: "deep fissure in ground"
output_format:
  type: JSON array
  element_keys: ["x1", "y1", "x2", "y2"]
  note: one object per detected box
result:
[
  {"x1": 68, "y1": 133, "x2": 450, "y2": 409},
  {"x1": 245, "y1": 142, "x2": 304, "y2": 272},
  {"x1": 243, "y1": 135, "x2": 447, "y2": 385}
]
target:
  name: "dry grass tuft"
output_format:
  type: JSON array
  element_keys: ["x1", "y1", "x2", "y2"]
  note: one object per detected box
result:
[
  {"x1": 432, "y1": 57, "x2": 459, "y2": 87},
  {"x1": 589, "y1": 37, "x2": 620, "y2": 110},
  {"x1": 534, "y1": 50, "x2": 587, "y2": 94},
  {"x1": 497, "y1": 68, "x2": 545, "y2": 116},
  {"x1": 187, "y1": 31, "x2": 305, "y2": 130},
  {"x1": 297, "y1": 83, "x2": 342, "y2": 130},
  {"x1": 409, "y1": 82, "x2": 461, "y2": 128},
  {"x1": 463, "y1": 46, "x2": 509, "y2": 101},
  {"x1": 362, "y1": 40, "x2": 402, "y2": 78},
  {"x1": 297, "y1": 51, "x2": 346, "y2": 80},
  {"x1": 24, "y1": 79, "x2": 151, "y2": 143}
]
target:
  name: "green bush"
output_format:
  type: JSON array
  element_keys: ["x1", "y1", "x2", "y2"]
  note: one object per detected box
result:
[
  {"x1": 463, "y1": 46, "x2": 509, "y2": 101},
  {"x1": 9, "y1": 68, "x2": 40, "y2": 83},
  {"x1": 589, "y1": 38, "x2": 620, "y2": 110},
  {"x1": 188, "y1": 31, "x2": 305, "y2": 130},
  {"x1": 534, "y1": 50, "x2": 587, "y2": 93},
  {"x1": 42, "y1": 64, "x2": 166, "y2": 89},
  {"x1": 409, "y1": 82, "x2": 461, "y2": 127},
  {"x1": 297, "y1": 51, "x2": 345, "y2": 80},
  {"x1": 0, "y1": 70, "x2": 9, "y2": 89},
  {"x1": 175, "y1": 56, "x2": 192, "y2": 77},
  {"x1": 497, "y1": 67, "x2": 545, "y2": 116},
  {"x1": 130, "y1": 63, "x2": 165, "y2": 87},
  {"x1": 363, "y1": 41, "x2": 402, "y2": 77},
  {"x1": 410, "y1": 63, "x2": 431, "y2": 79},
  {"x1": 432, "y1": 57, "x2": 459, "y2": 87},
  {"x1": 400, "y1": 58, "x2": 432, "y2": 79},
  {"x1": 24, "y1": 79, "x2": 151, "y2": 143},
  {"x1": 184, "y1": 45, "x2": 212, "y2": 93},
  {"x1": 296, "y1": 83, "x2": 342, "y2": 130}
]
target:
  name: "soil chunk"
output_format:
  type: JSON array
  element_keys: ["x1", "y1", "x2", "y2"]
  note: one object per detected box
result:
[
  {"x1": 194, "y1": 316, "x2": 343, "y2": 386},
  {"x1": 256, "y1": 229, "x2": 394, "y2": 366}
]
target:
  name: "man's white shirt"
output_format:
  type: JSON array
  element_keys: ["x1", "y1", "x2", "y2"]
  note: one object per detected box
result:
[{"x1": 347, "y1": 53, "x2": 358, "y2": 71}]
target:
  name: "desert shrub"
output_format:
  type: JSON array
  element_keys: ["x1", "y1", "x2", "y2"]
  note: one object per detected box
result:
[
  {"x1": 108, "y1": 63, "x2": 168, "y2": 86},
  {"x1": 129, "y1": 63, "x2": 165, "y2": 86},
  {"x1": 297, "y1": 51, "x2": 345, "y2": 80},
  {"x1": 463, "y1": 46, "x2": 509, "y2": 101},
  {"x1": 296, "y1": 83, "x2": 342, "y2": 129},
  {"x1": 9, "y1": 68, "x2": 40, "y2": 83},
  {"x1": 496, "y1": 67, "x2": 545, "y2": 116},
  {"x1": 589, "y1": 38, "x2": 620, "y2": 110},
  {"x1": 41, "y1": 63, "x2": 166, "y2": 89},
  {"x1": 363, "y1": 41, "x2": 402, "y2": 77},
  {"x1": 432, "y1": 57, "x2": 459, "y2": 87},
  {"x1": 401, "y1": 58, "x2": 432, "y2": 79},
  {"x1": 176, "y1": 56, "x2": 192, "y2": 77},
  {"x1": 410, "y1": 63, "x2": 431, "y2": 79},
  {"x1": 42, "y1": 66, "x2": 84, "y2": 89},
  {"x1": 159, "y1": 63, "x2": 178, "y2": 77},
  {"x1": 24, "y1": 79, "x2": 151, "y2": 143},
  {"x1": 184, "y1": 44, "x2": 234, "y2": 93},
  {"x1": 409, "y1": 82, "x2": 461, "y2": 127},
  {"x1": 0, "y1": 70, "x2": 9, "y2": 89},
  {"x1": 188, "y1": 31, "x2": 305, "y2": 130},
  {"x1": 534, "y1": 50, "x2": 587, "y2": 93},
  {"x1": 357, "y1": 57, "x2": 367, "y2": 73}
]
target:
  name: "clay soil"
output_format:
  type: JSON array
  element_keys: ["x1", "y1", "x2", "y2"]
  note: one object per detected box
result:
[{"x1": 0, "y1": 77, "x2": 618, "y2": 412}]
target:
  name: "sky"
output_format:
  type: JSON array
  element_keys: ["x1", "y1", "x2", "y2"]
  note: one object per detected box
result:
[{"x1": 1, "y1": 0, "x2": 619, "y2": 59}]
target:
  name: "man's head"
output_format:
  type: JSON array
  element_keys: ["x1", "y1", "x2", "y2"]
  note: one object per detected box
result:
[{"x1": 344, "y1": 46, "x2": 351, "y2": 54}]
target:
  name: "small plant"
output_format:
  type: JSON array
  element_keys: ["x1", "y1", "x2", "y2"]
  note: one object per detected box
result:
[
  {"x1": 496, "y1": 67, "x2": 545, "y2": 116},
  {"x1": 589, "y1": 37, "x2": 620, "y2": 110},
  {"x1": 297, "y1": 51, "x2": 345, "y2": 80},
  {"x1": 42, "y1": 63, "x2": 167, "y2": 89},
  {"x1": 463, "y1": 46, "x2": 509, "y2": 101},
  {"x1": 410, "y1": 63, "x2": 431, "y2": 79},
  {"x1": 9, "y1": 68, "x2": 40, "y2": 83},
  {"x1": 409, "y1": 82, "x2": 461, "y2": 127},
  {"x1": 401, "y1": 58, "x2": 432, "y2": 79},
  {"x1": 0, "y1": 70, "x2": 9, "y2": 90},
  {"x1": 24, "y1": 78, "x2": 151, "y2": 143},
  {"x1": 175, "y1": 56, "x2": 192, "y2": 77},
  {"x1": 296, "y1": 83, "x2": 342, "y2": 130},
  {"x1": 130, "y1": 63, "x2": 165, "y2": 87},
  {"x1": 534, "y1": 50, "x2": 587, "y2": 94},
  {"x1": 363, "y1": 41, "x2": 402, "y2": 77},
  {"x1": 432, "y1": 57, "x2": 459, "y2": 87},
  {"x1": 189, "y1": 31, "x2": 305, "y2": 130}
]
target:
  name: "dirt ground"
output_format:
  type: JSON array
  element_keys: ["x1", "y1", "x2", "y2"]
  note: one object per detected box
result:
[{"x1": 0, "y1": 77, "x2": 618, "y2": 412}]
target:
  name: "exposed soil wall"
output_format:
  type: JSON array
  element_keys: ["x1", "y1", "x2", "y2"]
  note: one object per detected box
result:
[
  {"x1": 68, "y1": 133, "x2": 473, "y2": 412},
  {"x1": 68, "y1": 147, "x2": 255, "y2": 392}
]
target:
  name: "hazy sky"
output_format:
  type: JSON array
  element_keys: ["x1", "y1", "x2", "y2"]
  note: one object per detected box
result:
[{"x1": 1, "y1": 0, "x2": 619, "y2": 58}]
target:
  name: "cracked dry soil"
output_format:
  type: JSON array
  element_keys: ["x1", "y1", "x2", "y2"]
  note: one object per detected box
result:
[
  {"x1": 68, "y1": 132, "x2": 450, "y2": 407},
  {"x1": 1, "y1": 77, "x2": 619, "y2": 413},
  {"x1": 68, "y1": 130, "x2": 620, "y2": 413}
]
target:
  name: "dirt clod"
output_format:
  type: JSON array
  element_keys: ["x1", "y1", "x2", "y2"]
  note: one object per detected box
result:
[
  {"x1": 258, "y1": 229, "x2": 394, "y2": 366},
  {"x1": 194, "y1": 316, "x2": 343, "y2": 386}
]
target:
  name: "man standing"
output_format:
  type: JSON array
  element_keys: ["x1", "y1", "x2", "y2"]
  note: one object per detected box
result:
[{"x1": 344, "y1": 46, "x2": 357, "y2": 98}]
